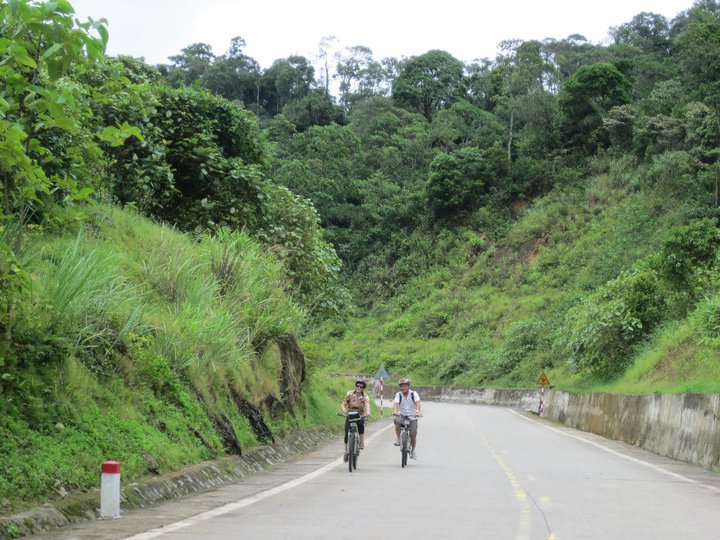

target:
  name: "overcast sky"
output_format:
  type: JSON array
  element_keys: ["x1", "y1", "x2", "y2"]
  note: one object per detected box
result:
[{"x1": 70, "y1": 0, "x2": 695, "y2": 68}]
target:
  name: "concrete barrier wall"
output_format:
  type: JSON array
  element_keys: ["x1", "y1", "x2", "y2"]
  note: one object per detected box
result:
[
  {"x1": 413, "y1": 386, "x2": 540, "y2": 410},
  {"x1": 542, "y1": 391, "x2": 720, "y2": 470},
  {"x1": 415, "y1": 386, "x2": 720, "y2": 471}
]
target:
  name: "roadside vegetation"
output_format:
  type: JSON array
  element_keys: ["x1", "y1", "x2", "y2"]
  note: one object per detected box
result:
[{"x1": 3, "y1": 0, "x2": 720, "y2": 517}]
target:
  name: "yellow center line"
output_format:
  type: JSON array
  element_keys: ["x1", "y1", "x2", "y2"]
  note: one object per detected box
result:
[
  {"x1": 466, "y1": 411, "x2": 534, "y2": 540},
  {"x1": 467, "y1": 410, "x2": 557, "y2": 540}
]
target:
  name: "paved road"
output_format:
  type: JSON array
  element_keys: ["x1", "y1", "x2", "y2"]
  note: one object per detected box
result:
[{"x1": 35, "y1": 402, "x2": 720, "y2": 539}]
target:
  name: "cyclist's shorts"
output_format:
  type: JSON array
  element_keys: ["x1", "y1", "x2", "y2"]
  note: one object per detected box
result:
[{"x1": 394, "y1": 415, "x2": 418, "y2": 437}]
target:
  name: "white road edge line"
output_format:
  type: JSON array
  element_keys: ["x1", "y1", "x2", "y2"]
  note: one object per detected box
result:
[
  {"x1": 508, "y1": 409, "x2": 720, "y2": 494},
  {"x1": 123, "y1": 421, "x2": 395, "y2": 539}
]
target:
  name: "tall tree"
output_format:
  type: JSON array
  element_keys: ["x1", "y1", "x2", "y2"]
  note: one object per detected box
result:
[
  {"x1": 316, "y1": 35, "x2": 338, "y2": 96},
  {"x1": 610, "y1": 12, "x2": 671, "y2": 58},
  {"x1": 260, "y1": 56, "x2": 315, "y2": 115},
  {"x1": 392, "y1": 50, "x2": 466, "y2": 121},
  {"x1": 558, "y1": 62, "x2": 632, "y2": 150},
  {"x1": 203, "y1": 36, "x2": 261, "y2": 106},
  {"x1": 493, "y1": 40, "x2": 558, "y2": 170},
  {"x1": 168, "y1": 42, "x2": 215, "y2": 85},
  {"x1": 335, "y1": 45, "x2": 385, "y2": 108}
]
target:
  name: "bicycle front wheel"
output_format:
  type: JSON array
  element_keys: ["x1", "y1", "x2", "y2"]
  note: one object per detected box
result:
[
  {"x1": 348, "y1": 432, "x2": 356, "y2": 473},
  {"x1": 400, "y1": 430, "x2": 408, "y2": 467}
]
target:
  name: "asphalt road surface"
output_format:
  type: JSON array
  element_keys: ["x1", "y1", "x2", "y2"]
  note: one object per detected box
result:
[{"x1": 35, "y1": 402, "x2": 720, "y2": 540}]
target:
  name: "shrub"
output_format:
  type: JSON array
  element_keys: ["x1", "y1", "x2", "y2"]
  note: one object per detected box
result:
[
  {"x1": 490, "y1": 318, "x2": 551, "y2": 379},
  {"x1": 657, "y1": 218, "x2": 720, "y2": 288},
  {"x1": 563, "y1": 267, "x2": 666, "y2": 379}
]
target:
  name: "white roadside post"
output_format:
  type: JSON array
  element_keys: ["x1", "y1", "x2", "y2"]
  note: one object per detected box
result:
[
  {"x1": 380, "y1": 377, "x2": 384, "y2": 417},
  {"x1": 100, "y1": 460, "x2": 121, "y2": 518},
  {"x1": 374, "y1": 366, "x2": 390, "y2": 417},
  {"x1": 536, "y1": 372, "x2": 550, "y2": 416}
]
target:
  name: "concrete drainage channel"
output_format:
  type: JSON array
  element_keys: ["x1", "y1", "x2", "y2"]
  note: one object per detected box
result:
[
  {"x1": 0, "y1": 426, "x2": 342, "y2": 539},
  {"x1": 415, "y1": 386, "x2": 720, "y2": 471}
]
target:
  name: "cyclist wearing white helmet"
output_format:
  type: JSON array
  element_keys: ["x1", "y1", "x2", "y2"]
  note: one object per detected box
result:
[{"x1": 392, "y1": 377, "x2": 422, "y2": 459}]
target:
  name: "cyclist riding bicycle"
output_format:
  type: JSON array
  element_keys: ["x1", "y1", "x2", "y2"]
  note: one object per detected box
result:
[
  {"x1": 341, "y1": 379, "x2": 371, "y2": 462},
  {"x1": 392, "y1": 377, "x2": 422, "y2": 459}
]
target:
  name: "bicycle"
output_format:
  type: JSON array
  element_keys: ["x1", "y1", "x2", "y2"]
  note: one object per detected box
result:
[
  {"x1": 395, "y1": 414, "x2": 420, "y2": 467},
  {"x1": 338, "y1": 412, "x2": 365, "y2": 472}
]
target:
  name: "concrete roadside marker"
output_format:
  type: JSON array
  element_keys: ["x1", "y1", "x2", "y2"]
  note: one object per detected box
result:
[{"x1": 100, "y1": 460, "x2": 121, "y2": 518}]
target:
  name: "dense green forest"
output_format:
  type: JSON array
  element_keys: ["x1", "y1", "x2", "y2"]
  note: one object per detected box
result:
[{"x1": 2, "y1": 0, "x2": 720, "y2": 516}]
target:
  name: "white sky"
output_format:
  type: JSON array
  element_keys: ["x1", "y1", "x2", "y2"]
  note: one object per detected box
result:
[{"x1": 70, "y1": 0, "x2": 695, "y2": 68}]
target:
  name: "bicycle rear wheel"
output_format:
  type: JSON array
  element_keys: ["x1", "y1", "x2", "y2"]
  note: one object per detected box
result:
[{"x1": 348, "y1": 432, "x2": 356, "y2": 472}]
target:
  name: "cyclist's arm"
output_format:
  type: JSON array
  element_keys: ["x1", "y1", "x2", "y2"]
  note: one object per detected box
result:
[
  {"x1": 415, "y1": 399, "x2": 422, "y2": 416},
  {"x1": 392, "y1": 396, "x2": 399, "y2": 415},
  {"x1": 340, "y1": 393, "x2": 348, "y2": 414},
  {"x1": 364, "y1": 394, "x2": 371, "y2": 416}
]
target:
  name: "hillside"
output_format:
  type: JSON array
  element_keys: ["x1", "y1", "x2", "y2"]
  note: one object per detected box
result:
[
  {"x1": 307, "y1": 154, "x2": 720, "y2": 394},
  {"x1": 0, "y1": 205, "x2": 343, "y2": 511}
]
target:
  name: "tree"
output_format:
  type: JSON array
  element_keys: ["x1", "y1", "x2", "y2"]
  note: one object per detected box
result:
[
  {"x1": 0, "y1": 0, "x2": 131, "y2": 345},
  {"x1": 466, "y1": 58, "x2": 496, "y2": 111},
  {"x1": 202, "y1": 36, "x2": 261, "y2": 106},
  {"x1": 674, "y1": 4, "x2": 720, "y2": 110},
  {"x1": 168, "y1": 42, "x2": 215, "y2": 85},
  {"x1": 315, "y1": 35, "x2": 338, "y2": 95},
  {"x1": 260, "y1": 56, "x2": 315, "y2": 115},
  {"x1": 558, "y1": 62, "x2": 632, "y2": 150},
  {"x1": 541, "y1": 35, "x2": 601, "y2": 82},
  {"x1": 493, "y1": 40, "x2": 558, "y2": 170},
  {"x1": 335, "y1": 45, "x2": 384, "y2": 109},
  {"x1": 610, "y1": 12, "x2": 671, "y2": 58},
  {"x1": 426, "y1": 147, "x2": 492, "y2": 220},
  {"x1": 431, "y1": 100, "x2": 504, "y2": 150},
  {"x1": 281, "y1": 90, "x2": 344, "y2": 132},
  {"x1": 392, "y1": 50, "x2": 466, "y2": 120}
]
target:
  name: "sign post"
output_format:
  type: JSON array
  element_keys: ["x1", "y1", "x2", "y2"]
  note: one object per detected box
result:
[
  {"x1": 374, "y1": 366, "x2": 390, "y2": 417},
  {"x1": 380, "y1": 378, "x2": 384, "y2": 417},
  {"x1": 536, "y1": 372, "x2": 550, "y2": 415}
]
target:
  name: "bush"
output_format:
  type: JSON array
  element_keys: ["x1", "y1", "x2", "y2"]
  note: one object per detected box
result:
[
  {"x1": 563, "y1": 267, "x2": 666, "y2": 379},
  {"x1": 657, "y1": 218, "x2": 720, "y2": 288},
  {"x1": 489, "y1": 318, "x2": 551, "y2": 379}
]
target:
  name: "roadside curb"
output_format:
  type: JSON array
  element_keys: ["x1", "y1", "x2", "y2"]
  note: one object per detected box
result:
[{"x1": 0, "y1": 425, "x2": 344, "y2": 540}]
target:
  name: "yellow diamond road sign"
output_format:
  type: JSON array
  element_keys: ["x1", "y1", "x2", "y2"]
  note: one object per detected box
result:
[{"x1": 536, "y1": 372, "x2": 550, "y2": 386}]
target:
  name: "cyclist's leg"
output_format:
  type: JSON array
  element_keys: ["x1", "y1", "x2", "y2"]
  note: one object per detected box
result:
[
  {"x1": 409, "y1": 419, "x2": 418, "y2": 450},
  {"x1": 358, "y1": 418, "x2": 365, "y2": 449},
  {"x1": 393, "y1": 414, "x2": 403, "y2": 444}
]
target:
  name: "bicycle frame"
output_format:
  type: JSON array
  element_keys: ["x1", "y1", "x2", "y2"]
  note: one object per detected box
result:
[
  {"x1": 340, "y1": 412, "x2": 364, "y2": 472},
  {"x1": 398, "y1": 415, "x2": 418, "y2": 468}
]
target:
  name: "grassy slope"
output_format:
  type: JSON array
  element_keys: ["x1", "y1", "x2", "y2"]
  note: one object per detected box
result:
[
  {"x1": 0, "y1": 205, "x2": 346, "y2": 512},
  {"x1": 308, "y1": 156, "x2": 720, "y2": 393}
]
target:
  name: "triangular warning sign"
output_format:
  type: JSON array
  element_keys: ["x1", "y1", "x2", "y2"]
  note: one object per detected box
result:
[{"x1": 536, "y1": 372, "x2": 550, "y2": 386}]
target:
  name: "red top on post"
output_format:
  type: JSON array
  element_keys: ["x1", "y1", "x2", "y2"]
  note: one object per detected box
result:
[{"x1": 102, "y1": 461, "x2": 121, "y2": 474}]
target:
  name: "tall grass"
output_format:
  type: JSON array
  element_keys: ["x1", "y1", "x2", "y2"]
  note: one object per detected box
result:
[
  {"x1": 33, "y1": 235, "x2": 149, "y2": 372},
  {"x1": 2, "y1": 205, "x2": 319, "y2": 508}
]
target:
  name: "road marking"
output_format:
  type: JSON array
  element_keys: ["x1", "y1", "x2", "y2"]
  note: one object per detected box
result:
[
  {"x1": 466, "y1": 412, "x2": 534, "y2": 540},
  {"x1": 509, "y1": 409, "x2": 720, "y2": 494},
  {"x1": 124, "y1": 422, "x2": 395, "y2": 539}
]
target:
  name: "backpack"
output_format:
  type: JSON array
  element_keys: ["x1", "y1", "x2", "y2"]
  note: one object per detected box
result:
[{"x1": 396, "y1": 390, "x2": 416, "y2": 403}]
